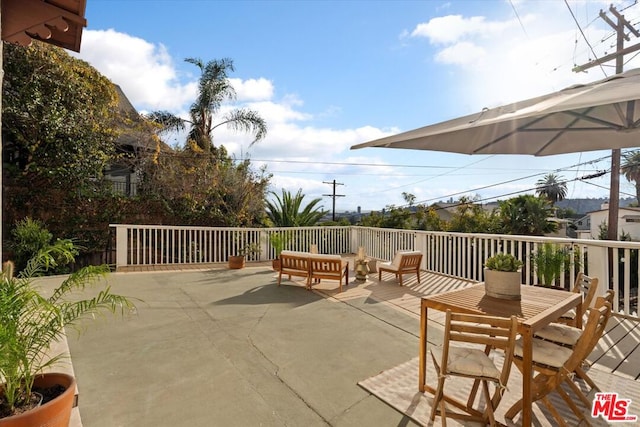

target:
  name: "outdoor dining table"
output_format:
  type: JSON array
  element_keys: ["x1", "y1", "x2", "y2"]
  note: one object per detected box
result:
[{"x1": 419, "y1": 283, "x2": 583, "y2": 427}]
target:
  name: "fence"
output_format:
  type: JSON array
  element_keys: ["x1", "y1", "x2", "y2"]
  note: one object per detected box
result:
[{"x1": 111, "y1": 224, "x2": 639, "y2": 317}]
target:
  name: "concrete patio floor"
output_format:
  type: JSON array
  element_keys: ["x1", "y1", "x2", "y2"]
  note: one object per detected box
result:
[
  {"x1": 36, "y1": 261, "x2": 639, "y2": 426},
  {"x1": 56, "y1": 265, "x2": 427, "y2": 427}
]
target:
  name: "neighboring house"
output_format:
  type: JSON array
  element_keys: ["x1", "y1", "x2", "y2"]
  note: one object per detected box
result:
[
  {"x1": 574, "y1": 214, "x2": 592, "y2": 239},
  {"x1": 428, "y1": 201, "x2": 499, "y2": 223},
  {"x1": 545, "y1": 217, "x2": 573, "y2": 238},
  {"x1": 429, "y1": 202, "x2": 459, "y2": 222},
  {"x1": 104, "y1": 85, "x2": 168, "y2": 197},
  {"x1": 577, "y1": 203, "x2": 640, "y2": 240}
]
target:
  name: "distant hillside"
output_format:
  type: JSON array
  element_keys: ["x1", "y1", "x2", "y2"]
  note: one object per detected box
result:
[{"x1": 555, "y1": 198, "x2": 636, "y2": 215}]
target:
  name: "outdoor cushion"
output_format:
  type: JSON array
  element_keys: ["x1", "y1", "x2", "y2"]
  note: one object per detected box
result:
[
  {"x1": 310, "y1": 253, "x2": 342, "y2": 261},
  {"x1": 534, "y1": 323, "x2": 582, "y2": 347},
  {"x1": 431, "y1": 346, "x2": 501, "y2": 380},
  {"x1": 514, "y1": 337, "x2": 572, "y2": 369},
  {"x1": 559, "y1": 308, "x2": 577, "y2": 320}
]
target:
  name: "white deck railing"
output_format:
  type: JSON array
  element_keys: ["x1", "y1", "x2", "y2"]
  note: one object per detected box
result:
[{"x1": 111, "y1": 224, "x2": 639, "y2": 317}]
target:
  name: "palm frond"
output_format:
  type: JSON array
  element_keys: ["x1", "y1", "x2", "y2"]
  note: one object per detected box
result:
[
  {"x1": 213, "y1": 109, "x2": 268, "y2": 146},
  {"x1": 145, "y1": 111, "x2": 187, "y2": 133}
]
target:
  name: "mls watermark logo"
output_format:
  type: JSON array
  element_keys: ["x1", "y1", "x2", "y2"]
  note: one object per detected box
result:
[{"x1": 591, "y1": 392, "x2": 638, "y2": 422}]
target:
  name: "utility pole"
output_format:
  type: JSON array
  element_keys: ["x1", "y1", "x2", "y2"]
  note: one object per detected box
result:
[
  {"x1": 323, "y1": 180, "x2": 345, "y2": 221},
  {"x1": 573, "y1": 5, "x2": 640, "y2": 242}
]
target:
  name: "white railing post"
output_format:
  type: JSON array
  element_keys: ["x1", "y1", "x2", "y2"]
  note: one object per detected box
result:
[
  {"x1": 587, "y1": 244, "x2": 609, "y2": 301},
  {"x1": 111, "y1": 225, "x2": 128, "y2": 270}
]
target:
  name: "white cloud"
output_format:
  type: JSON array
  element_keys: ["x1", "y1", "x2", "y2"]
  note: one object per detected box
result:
[
  {"x1": 229, "y1": 77, "x2": 274, "y2": 101},
  {"x1": 434, "y1": 42, "x2": 486, "y2": 65},
  {"x1": 74, "y1": 29, "x2": 196, "y2": 111},
  {"x1": 411, "y1": 15, "x2": 523, "y2": 45}
]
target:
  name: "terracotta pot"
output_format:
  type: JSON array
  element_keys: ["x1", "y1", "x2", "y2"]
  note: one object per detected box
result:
[
  {"x1": 0, "y1": 373, "x2": 75, "y2": 427},
  {"x1": 228, "y1": 255, "x2": 246, "y2": 269},
  {"x1": 272, "y1": 259, "x2": 281, "y2": 271}
]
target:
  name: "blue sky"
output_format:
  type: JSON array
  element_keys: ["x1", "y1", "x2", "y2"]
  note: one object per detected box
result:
[{"x1": 75, "y1": 0, "x2": 640, "y2": 212}]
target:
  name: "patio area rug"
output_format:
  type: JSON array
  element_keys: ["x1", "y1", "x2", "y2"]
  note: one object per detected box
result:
[{"x1": 358, "y1": 356, "x2": 638, "y2": 426}]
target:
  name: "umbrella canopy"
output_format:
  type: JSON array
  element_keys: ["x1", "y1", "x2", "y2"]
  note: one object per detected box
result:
[{"x1": 351, "y1": 69, "x2": 640, "y2": 156}]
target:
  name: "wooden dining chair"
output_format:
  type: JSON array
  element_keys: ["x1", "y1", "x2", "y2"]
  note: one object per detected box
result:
[
  {"x1": 505, "y1": 301, "x2": 612, "y2": 426},
  {"x1": 556, "y1": 272, "x2": 599, "y2": 327},
  {"x1": 429, "y1": 310, "x2": 518, "y2": 426},
  {"x1": 533, "y1": 290, "x2": 615, "y2": 409}
]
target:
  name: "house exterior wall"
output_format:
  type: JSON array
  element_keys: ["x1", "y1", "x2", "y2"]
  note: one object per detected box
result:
[{"x1": 588, "y1": 209, "x2": 640, "y2": 240}]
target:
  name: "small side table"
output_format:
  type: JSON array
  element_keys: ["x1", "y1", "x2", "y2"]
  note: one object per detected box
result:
[{"x1": 354, "y1": 258, "x2": 370, "y2": 281}]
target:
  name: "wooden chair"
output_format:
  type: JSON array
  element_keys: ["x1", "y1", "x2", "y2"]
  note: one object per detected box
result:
[
  {"x1": 430, "y1": 311, "x2": 518, "y2": 426},
  {"x1": 556, "y1": 272, "x2": 599, "y2": 327},
  {"x1": 378, "y1": 250, "x2": 422, "y2": 286},
  {"x1": 533, "y1": 290, "x2": 615, "y2": 409},
  {"x1": 505, "y1": 301, "x2": 612, "y2": 426}
]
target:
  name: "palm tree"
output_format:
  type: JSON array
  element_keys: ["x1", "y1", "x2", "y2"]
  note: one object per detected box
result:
[
  {"x1": 266, "y1": 189, "x2": 327, "y2": 226},
  {"x1": 535, "y1": 173, "x2": 567, "y2": 204},
  {"x1": 621, "y1": 150, "x2": 640, "y2": 204},
  {"x1": 147, "y1": 57, "x2": 267, "y2": 153}
]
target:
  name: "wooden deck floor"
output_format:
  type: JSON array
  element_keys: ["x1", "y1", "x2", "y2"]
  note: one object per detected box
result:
[{"x1": 305, "y1": 261, "x2": 640, "y2": 381}]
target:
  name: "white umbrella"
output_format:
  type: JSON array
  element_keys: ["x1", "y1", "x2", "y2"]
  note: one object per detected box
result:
[{"x1": 351, "y1": 69, "x2": 640, "y2": 156}]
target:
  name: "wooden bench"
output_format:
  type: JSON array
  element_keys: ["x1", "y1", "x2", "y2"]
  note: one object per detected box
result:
[
  {"x1": 309, "y1": 254, "x2": 349, "y2": 292},
  {"x1": 378, "y1": 250, "x2": 423, "y2": 286},
  {"x1": 278, "y1": 251, "x2": 349, "y2": 292}
]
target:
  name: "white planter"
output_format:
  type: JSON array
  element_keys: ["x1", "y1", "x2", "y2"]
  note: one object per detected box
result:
[{"x1": 484, "y1": 268, "x2": 522, "y2": 300}]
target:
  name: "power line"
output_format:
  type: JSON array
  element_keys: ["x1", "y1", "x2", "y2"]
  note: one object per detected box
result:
[
  {"x1": 565, "y1": 0, "x2": 609, "y2": 77},
  {"x1": 382, "y1": 155, "x2": 613, "y2": 210},
  {"x1": 425, "y1": 170, "x2": 610, "y2": 214},
  {"x1": 509, "y1": 0, "x2": 529, "y2": 39}
]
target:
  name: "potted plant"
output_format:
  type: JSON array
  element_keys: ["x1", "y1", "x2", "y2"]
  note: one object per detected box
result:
[
  {"x1": 484, "y1": 252, "x2": 523, "y2": 300},
  {"x1": 228, "y1": 242, "x2": 261, "y2": 269},
  {"x1": 267, "y1": 231, "x2": 290, "y2": 271},
  {"x1": 530, "y1": 242, "x2": 574, "y2": 287},
  {"x1": 0, "y1": 242, "x2": 135, "y2": 426}
]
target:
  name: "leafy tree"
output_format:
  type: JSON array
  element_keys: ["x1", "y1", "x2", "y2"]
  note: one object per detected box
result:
[
  {"x1": 497, "y1": 195, "x2": 557, "y2": 236},
  {"x1": 139, "y1": 149, "x2": 270, "y2": 226},
  {"x1": 622, "y1": 150, "x2": 640, "y2": 204},
  {"x1": 414, "y1": 205, "x2": 446, "y2": 231},
  {"x1": 535, "y1": 173, "x2": 567, "y2": 205},
  {"x1": 3, "y1": 41, "x2": 119, "y2": 187},
  {"x1": 402, "y1": 192, "x2": 416, "y2": 206},
  {"x1": 265, "y1": 189, "x2": 327, "y2": 226},
  {"x1": 147, "y1": 57, "x2": 267, "y2": 155},
  {"x1": 446, "y1": 196, "x2": 500, "y2": 233},
  {"x1": 2, "y1": 41, "x2": 125, "y2": 256}
]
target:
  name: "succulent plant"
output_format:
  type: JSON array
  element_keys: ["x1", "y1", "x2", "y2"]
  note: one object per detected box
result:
[{"x1": 485, "y1": 253, "x2": 523, "y2": 272}]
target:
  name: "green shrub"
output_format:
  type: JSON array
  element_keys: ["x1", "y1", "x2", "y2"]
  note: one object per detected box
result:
[
  {"x1": 531, "y1": 243, "x2": 572, "y2": 286},
  {"x1": 9, "y1": 218, "x2": 77, "y2": 274}
]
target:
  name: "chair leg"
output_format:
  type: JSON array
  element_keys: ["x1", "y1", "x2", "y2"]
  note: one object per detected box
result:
[
  {"x1": 541, "y1": 395, "x2": 569, "y2": 427},
  {"x1": 564, "y1": 376, "x2": 592, "y2": 409},
  {"x1": 481, "y1": 380, "x2": 497, "y2": 426},
  {"x1": 430, "y1": 375, "x2": 446, "y2": 422},
  {"x1": 556, "y1": 382, "x2": 593, "y2": 426},
  {"x1": 416, "y1": 268, "x2": 421, "y2": 284},
  {"x1": 504, "y1": 397, "x2": 524, "y2": 421},
  {"x1": 398, "y1": 273, "x2": 403, "y2": 286},
  {"x1": 378, "y1": 270, "x2": 382, "y2": 281},
  {"x1": 575, "y1": 365, "x2": 600, "y2": 392}
]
